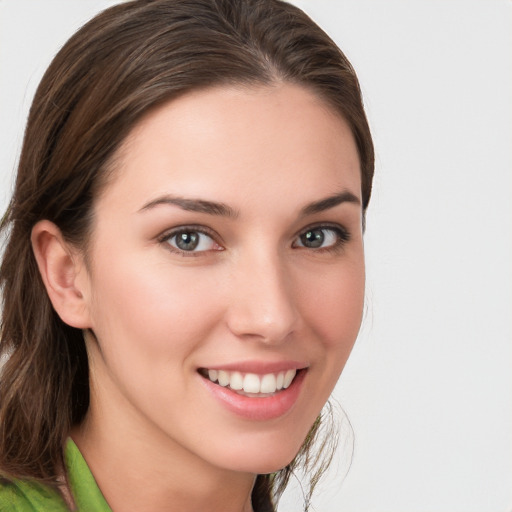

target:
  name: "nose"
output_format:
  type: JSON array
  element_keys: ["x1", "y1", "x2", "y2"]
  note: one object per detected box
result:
[{"x1": 225, "y1": 249, "x2": 299, "y2": 344}]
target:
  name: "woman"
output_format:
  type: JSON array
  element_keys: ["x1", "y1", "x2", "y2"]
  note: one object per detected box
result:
[{"x1": 0, "y1": 0, "x2": 374, "y2": 510}]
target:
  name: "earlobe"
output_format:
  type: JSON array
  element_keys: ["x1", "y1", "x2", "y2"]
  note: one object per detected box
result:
[{"x1": 31, "y1": 220, "x2": 92, "y2": 329}]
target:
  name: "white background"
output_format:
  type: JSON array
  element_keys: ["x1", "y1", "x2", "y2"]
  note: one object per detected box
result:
[{"x1": 1, "y1": 1, "x2": 511, "y2": 511}]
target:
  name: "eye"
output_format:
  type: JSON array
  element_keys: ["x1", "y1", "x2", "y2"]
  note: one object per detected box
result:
[
  {"x1": 294, "y1": 225, "x2": 349, "y2": 250},
  {"x1": 162, "y1": 228, "x2": 222, "y2": 254}
]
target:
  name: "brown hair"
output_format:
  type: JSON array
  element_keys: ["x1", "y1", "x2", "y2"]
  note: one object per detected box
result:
[{"x1": 0, "y1": 0, "x2": 373, "y2": 509}]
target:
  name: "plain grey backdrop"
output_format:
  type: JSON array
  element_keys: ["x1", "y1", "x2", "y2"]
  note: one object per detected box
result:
[{"x1": 1, "y1": 1, "x2": 511, "y2": 511}]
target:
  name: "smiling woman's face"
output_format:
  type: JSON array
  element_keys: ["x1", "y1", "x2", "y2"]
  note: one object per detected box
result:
[{"x1": 77, "y1": 83, "x2": 365, "y2": 475}]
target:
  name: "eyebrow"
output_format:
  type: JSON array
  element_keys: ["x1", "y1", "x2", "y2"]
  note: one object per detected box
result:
[
  {"x1": 139, "y1": 195, "x2": 238, "y2": 218},
  {"x1": 139, "y1": 190, "x2": 360, "y2": 218},
  {"x1": 299, "y1": 190, "x2": 360, "y2": 216}
]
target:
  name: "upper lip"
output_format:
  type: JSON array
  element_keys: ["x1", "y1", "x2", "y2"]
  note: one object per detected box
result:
[{"x1": 198, "y1": 360, "x2": 308, "y2": 374}]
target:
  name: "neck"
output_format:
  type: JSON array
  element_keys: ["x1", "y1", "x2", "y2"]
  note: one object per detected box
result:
[
  {"x1": 72, "y1": 416, "x2": 255, "y2": 512},
  {"x1": 71, "y1": 385, "x2": 257, "y2": 512}
]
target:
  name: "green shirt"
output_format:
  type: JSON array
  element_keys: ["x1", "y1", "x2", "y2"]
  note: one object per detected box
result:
[{"x1": 0, "y1": 439, "x2": 111, "y2": 511}]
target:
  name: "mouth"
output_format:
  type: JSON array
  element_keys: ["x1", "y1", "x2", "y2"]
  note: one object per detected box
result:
[
  {"x1": 198, "y1": 368, "x2": 300, "y2": 397},
  {"x1": 197, "y1": 362, "x2": 308, "y2": 420}
]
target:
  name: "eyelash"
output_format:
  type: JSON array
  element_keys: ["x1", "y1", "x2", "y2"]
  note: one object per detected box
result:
[
  {"x1": 158, "y1": 225, "x2": 222, "y2": 257},
  {"x1": 292, "y1": 224, "x2": 351, "y2": 253},
  {"x1": 158, "y1": 223, "x2": 350, "y2": 257}
]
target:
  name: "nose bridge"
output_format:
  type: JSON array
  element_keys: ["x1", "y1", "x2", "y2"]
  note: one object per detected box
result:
[{"x1": 226, "y1": 245, "x2": 298, "y2": 343}]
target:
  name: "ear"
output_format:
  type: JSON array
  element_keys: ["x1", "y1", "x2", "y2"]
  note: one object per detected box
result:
[{"x1": 31, "y1": 220, "x2": 92, "y2": 329}]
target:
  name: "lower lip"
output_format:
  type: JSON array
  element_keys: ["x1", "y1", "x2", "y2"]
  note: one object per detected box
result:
[{"x1": 200, "y1": 370, "x2": 306, "y2": 421}]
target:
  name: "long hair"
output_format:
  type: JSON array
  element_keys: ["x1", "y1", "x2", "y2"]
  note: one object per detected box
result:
[{"x1": 0, "y1": 0, "x2": 374, "y2": 509}]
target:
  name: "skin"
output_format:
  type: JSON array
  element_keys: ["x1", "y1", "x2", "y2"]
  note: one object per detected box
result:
[{"x1": 33, "y1": 83, "x2": 365, "y2": 512}]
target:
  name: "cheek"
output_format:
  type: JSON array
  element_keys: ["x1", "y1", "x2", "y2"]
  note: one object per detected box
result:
[
  {"x1": 298, "y1": 259, "x2": 365, "y2": 351},
  {"x1": 87, "y1": 253, "x2": 224, "y2": 359},
  {"x1": 292, "y1": 259, "x2": 364, "y2": 425}
]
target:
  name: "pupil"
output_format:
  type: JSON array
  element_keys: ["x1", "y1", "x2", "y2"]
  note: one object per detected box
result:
[
  {"x1": 302, "y1": 229, "x2": 324, "y2": 248},
  {"x1": 176, "y1": 232, "x2": 199, "y2": 251}
]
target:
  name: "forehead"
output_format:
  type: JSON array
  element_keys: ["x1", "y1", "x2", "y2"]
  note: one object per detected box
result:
[{"x1": 100, "y1": 83, "x2": 361, "y2": 212}]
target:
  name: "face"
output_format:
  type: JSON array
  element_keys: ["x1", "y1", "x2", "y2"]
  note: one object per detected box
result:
[{"x1": 78, "y1": 83, "x2": 365, "y2": 475}]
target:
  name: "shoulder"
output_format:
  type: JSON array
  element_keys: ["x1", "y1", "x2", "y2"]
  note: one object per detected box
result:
[{"x1": 0, "y1": 477, "x2": 70, "y2": 512}]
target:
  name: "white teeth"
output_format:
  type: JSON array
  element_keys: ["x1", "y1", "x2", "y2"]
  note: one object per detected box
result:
[
  {"x1": 230, "y1": 371, "x2": 243, "y2": 390},
  {"x1": 204, "y1": 368, "x2": 298, "y2": 394},
  {"x1": 243, "y1": 373, "x2": 261, "y2": 393},
  {"x1": 283, "y1": 369, "x2": 296, "y2": 389},
  {"x1": 217, "y1": 370, "x2": 230, "y2": 387},
  {"x1": 260, "y1": 373, "x2": 277, "y2": 394}
]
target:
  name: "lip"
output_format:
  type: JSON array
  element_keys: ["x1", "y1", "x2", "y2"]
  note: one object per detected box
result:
[
  {"x1": 201, "y1": 360, "x2": 307, "y2": 374},
  {"x1": 199, "y1": 367, "x2": 307, "y2": 421}
]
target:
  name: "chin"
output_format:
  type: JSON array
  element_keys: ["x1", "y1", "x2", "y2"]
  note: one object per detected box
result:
[{"x1": 216, "y1": 432, "x2": 307, "y2": 475}]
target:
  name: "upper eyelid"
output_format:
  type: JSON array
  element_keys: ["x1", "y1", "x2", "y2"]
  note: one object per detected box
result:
[
  {"x1": 292, "y1": 224, "x2": 350, "y2": 250},
  {"x1": 158, "y1": 226, "x2": 223, "y2": 257},
  {"x1": 157, "y1": 224, "x2": 221, "y2": 243},
  {"x1": 294, "y1": 222, "x2": 349, "y2": 238}
]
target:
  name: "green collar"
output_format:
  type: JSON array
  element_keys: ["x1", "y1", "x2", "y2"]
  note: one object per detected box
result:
[
  {"x1": 0, "y1": 439, "x2": 111, "y2": 511},
  {"x1": 65, "y1": 438, "x2": 112, "y2": 511}
]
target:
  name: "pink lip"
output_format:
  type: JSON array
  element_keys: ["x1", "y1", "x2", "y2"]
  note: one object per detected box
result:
[
  {"x1": 201, "y1": 360, "x2": 307, "y2": 374},
  {"x1": 199, "y1": 368, "x2": 307, "y2": 421}
]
